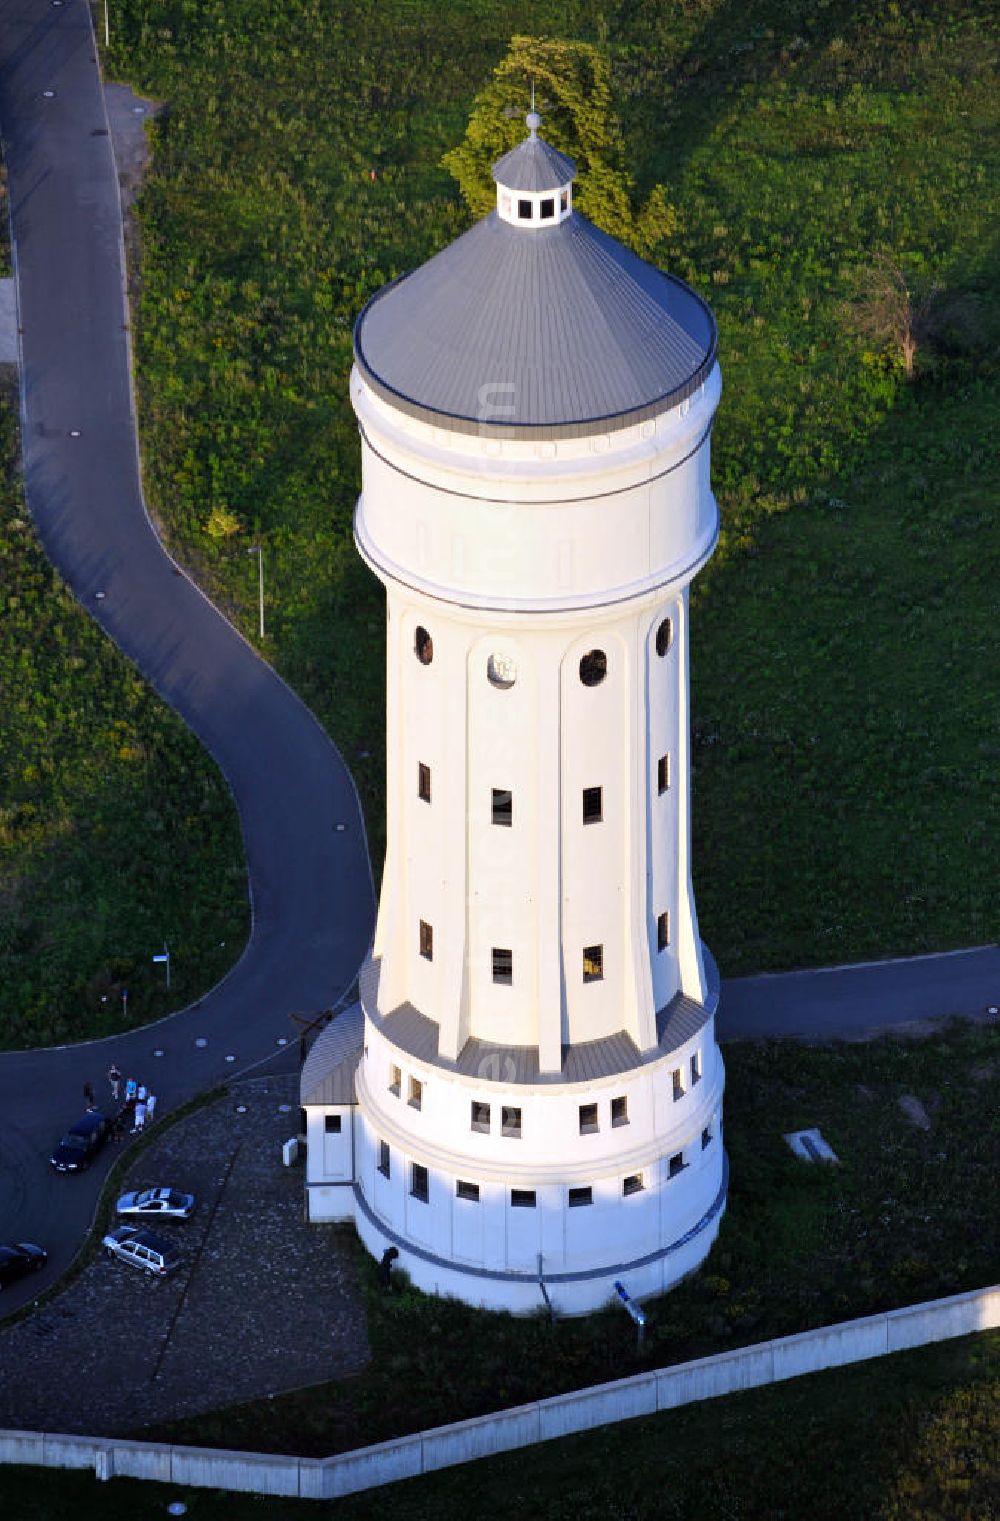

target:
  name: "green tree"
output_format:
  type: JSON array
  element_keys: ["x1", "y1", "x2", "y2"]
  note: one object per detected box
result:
[{"x1": 442, "y1": 35, "x2": 677, "y2": 260}]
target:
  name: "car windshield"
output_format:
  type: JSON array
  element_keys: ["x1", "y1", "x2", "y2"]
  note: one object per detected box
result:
[
  {"x1": 60, "y1": 1134, "x2": 88, "y2": 1150},
  {"x1": 133, "y1": 1190, "x2": 157, "y2": 1205}
]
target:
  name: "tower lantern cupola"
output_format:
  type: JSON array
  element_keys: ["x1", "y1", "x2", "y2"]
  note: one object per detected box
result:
[{"x1": 493, "y1": 111, "x2": 575, "y2": 227}]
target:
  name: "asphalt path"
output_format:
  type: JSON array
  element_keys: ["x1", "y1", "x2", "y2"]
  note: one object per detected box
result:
[
  {"x1": 0, "y1": 0, "x2": 375, "y2": 1309},
  {"x1": 0, "y1": 0, "x2": 996, "y2": 1319}
]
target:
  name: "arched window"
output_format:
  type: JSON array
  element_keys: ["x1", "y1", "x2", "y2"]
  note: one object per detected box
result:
[
  {"x1": 579, "y1": 649, "x2": 607, "y2": 686},
  {"x1": 414, "y1": 626, "x2": 433, "y2": 665},
  {"x1": 655, "y1": 618, "x2": 673, "y2": 657}
]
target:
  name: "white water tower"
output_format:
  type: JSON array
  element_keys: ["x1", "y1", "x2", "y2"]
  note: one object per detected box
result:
[{"x1": 301, "y1": 115, "x2": 726, "y2": 1315}]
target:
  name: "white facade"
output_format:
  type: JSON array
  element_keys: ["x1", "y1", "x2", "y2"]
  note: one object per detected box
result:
[{"x1": 303, "y1": 125, "x2": 727, "y2": 1315}]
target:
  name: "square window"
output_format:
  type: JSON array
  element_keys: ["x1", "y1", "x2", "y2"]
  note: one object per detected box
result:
[
  {"x1": 492, "y1": 947, "x2": 513, "y2": 985},
  {"x1": 691, "y1": 1050, "x2": 702, "y2": 1086},
  {"x1": 418, "y1": 762, "x2": 431, "y2": 803},
  {"x1": 658, "y1": 754, "x2": 670, "y2": 794},
  {"x1": 324, "y1": 1114, "x2": 342, "y2": 1135},
  {"x1": 502, "y1": 1106, "x2": 522, "y2": 1138},
  {"x1": 568, "y1": 1185, "x2": 593, "y2": 1208},
  {"x1": 408, "y1": 1076, "x2": 423, "y2": 1111},
  {"x1": 378, "y1": 1140, "x2": 390, "y2": 1178},
  {"x1": 511, "y1": 1188, "x2": 536, "y2": 1208},
  {"x1": 389, "y1": 1065, "x2": 401, "y2": 1097},
  {"x1": 669, "y1": 1152, "x2": 685, "y2": 1179},
  {"x1": 657, "y1": 911, "x2": 669, "y2": 951},
  {"x1": 611, "y1": 1095, "x2": 628, "y2": 1128},
  {"x1": 579, "y1": 1102, "x2": 599, "y2": 1135},
  {"x1": 419, "y1": 920, "x2": 433, "y2": 961},
  {"x1": 540, "y1": 197, "x2": 555, "y2": 219},
  {"x1": 583, "y1": 944, "x2": 603, "y2": 983},
  {"x1": 517, "y1": 198, "x2": 532, "y2": 219},
  {"x1": 672, "y1": 1067, "x2": 685, "y2": 1102},
  {"x1": 492, "y1": 788, "x2": 513, "y2": 827},
  {"x1": 410, "y1": 1162, "x2": 429, "y2": 1201},
  {"x1": 456, "y1": 1179, "x2": 480, "y2": 1202},
  {"x1": 623, "y1": 1173, "x2": 643, "y2": 1196},
  {"x1": 702, "y1": 1126, "x2": 712, "y2": 1151},
  {"x1": 471, "y1": 1100, "x2": 491, "y2": 1134},
  {"x1": 582, "y1": 786, "x2": 603, "y2": 824}
]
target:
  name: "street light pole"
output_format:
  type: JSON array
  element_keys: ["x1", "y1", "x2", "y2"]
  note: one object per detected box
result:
[
  {"x1": 104, "y1": 0, "x2": 109, "y2": 48},
  {"x1": 248, "y1": 545, "x2": 264, "y2": 639}
]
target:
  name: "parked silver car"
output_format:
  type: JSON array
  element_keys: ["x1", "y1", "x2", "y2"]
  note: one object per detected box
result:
[
  {"x1": 102, "y1": 1226, "x2": 181, "y2": 1277},
  {"x1": 115, "y1": 1187, "x2": 195, "y2": 1220}
]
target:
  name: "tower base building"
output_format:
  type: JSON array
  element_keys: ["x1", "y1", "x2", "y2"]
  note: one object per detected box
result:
[{"x1": 302, "y1": 116, "x2": 726, "y2": 1315}]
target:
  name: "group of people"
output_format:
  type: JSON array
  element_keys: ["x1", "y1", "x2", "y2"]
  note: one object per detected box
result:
[{"x1": 100, "y1": 1064, "x2": 159, "y2": 1136}]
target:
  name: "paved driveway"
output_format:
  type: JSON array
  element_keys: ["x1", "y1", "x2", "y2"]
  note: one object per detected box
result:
[{"x1": 0, "y1": 1076, "x2": 368, "y2": 1435}]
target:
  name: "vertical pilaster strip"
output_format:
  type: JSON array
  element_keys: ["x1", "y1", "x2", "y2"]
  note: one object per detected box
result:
[
  {"x1": 537, "y1": 641, "x2": 563, "y2": 1072},
  {"x1": 675, "y1": 588, "x2": 708, "y2": 1003}
]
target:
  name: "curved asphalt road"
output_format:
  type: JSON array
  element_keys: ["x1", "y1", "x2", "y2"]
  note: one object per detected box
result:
[
  {"x1": 0, "y1": 0, "x2": 375, "y2": 1308},
  {"x1": 1, "y1": 1, "x2": 997, "y2": 1317}
]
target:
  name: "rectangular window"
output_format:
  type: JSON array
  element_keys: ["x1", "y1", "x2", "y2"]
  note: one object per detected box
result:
[
  {"x1": 410, "y1": 1162, "x2": 429, "y2": 1201},
  {"x1": 456, "y1": 1179, "x2": 480, "y2": 1202},
  {"x1": 517, "y1": 198, "x2": 532, "y2": 219},
  {"x1": 582, "y1": 786, "x2": 603, "y2": 824},
  {"x1": 540, "y1": 197, "x2": 555, "y2": 219},
  {"x1": 419, "y1": 920, "x2": 433, "y2": 961},
  {"x1": 471, "y1": 1100, "x2": 491, "y2": 1134},
  {"x1": 502, "y1": 1106, "x2": 522, "y2": 1138},
  {"x1": 669, "y1": 1151, "x2": 685, "y2": 1179},
  {"x1": 568, "y1": 1186, "x2": 593, "y2": 1208},
  {"x1": 418, "y1": 762, "x2": 431, "y2": 803},
  {"x1": 672, "y1": 1067, "x2": 685, "y2": 1102},
  {"x1": 658, "y1": 754, "x2": 670, "y2": 794},
  {"x1": 702, "y1": 1126, "x2": 712, "y2": 1151},
  {"x1": 623, "y1": 1173, "x2": 644, "y2": 1196},
  {"x1": 491, "y1": 788, "x2": 513, "y2": 827},
  {"x1": 324, "y1": 1114, "x2": 342, "y2": 1135},
  {"x1": 511, "y1": 1188, "x2": 536, "y2": 1208},
  {"x1": 691, "y1": 1050, "x2": 702, "y2": 1086},
  {"x1": 657, "y1": 911, "x2": 670, "y2": 951},
  {"x1": 579, "y1": 1102, "x2": 599, "y2": 1135},
  {"x1": 389, "y1": 1064, "x2": 401, "y2": 1097},
  {"x1": 492, "y1": 947, "x2": 513, "y2": 985},
  {"x1": 378, "y1": 1140, "x2": 390, "y2": 1178},
  {"x1": 583, "y1": 944, "x2": 604, "y2": 983},
  {"x1": 560, "y1": 190, "x2": 569, "y2": 212},
  {"x1": 408, "y1": 1076, "x2": 423, "y2": 1111},
  {"x1": 611, "y1": 1095, "x2": 628, "y2": 1128}
]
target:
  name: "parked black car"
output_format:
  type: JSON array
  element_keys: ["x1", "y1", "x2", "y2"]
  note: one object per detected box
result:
[
  {"x1": 50, "y1": 1110, "x2": 110, "y2": 1172},
  {"x1": 0, "y1": 1242, "x2": 47, "y2": 1290}
]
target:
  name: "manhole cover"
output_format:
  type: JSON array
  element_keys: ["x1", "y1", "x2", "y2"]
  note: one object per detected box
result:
[
  {"x1": 194, "y1": 1037, "x2": 208, "y2": 1048},
  {"x1": 69, "y1": 428, "x2": 81, "y2": 437},
  {"x1": 335, "y1": 823, "x2": 346, "y2": 832},
  {"x1": 42, "y1": 89, "x2": 56, "y2": 98},
  {"x1": 225, "y1": 1053, "x2": 236, "y2": 1062},
  {"x1": 167, "y1": 1503, "x2": 188, "y2": 1517},
  {"x1": 276, "y1": 1036, "x2": 288, "y2": 1046},
  {"x1": 278, "y1": 1103, "x2": 292, "y2": 1113},
  {"x1": 132, "y1": 105, "x2": 146, "y2": 114},
  {"x1": 235, "y1": 1104, "x2": 248, "y2": 1115},
  {"x1": 153, "y1": 1048, "x2": 164, "y2": 1057}
]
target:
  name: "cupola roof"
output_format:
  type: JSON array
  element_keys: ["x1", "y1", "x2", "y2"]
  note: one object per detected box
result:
[{"x1": 354, "y1": 124, "x2": 716, "y2": 440}]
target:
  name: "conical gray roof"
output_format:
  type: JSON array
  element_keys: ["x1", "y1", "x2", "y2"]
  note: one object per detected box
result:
[
  {"x1": 492, "y1": 135, "x2": 576, "y2": 193},
  {"x1": 354, "y1": 209, "x2": 717, "y2": 439}
]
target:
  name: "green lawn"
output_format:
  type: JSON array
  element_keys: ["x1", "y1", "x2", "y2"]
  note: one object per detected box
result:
[
  {"x1": 0, "y1": 1330, "x2": 995, "y2": 1519},
  {"x1": 102, "y1": 0, "x2": 998, "y2": 972},
  {"x1": 0, "y1": 386, "x2": 249, "y2": 1046}
]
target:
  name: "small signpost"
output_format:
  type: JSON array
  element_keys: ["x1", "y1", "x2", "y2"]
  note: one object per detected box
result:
[
  {"x1": 121, "y1": 987, "x2": 128, "y2": 1018},
  {"x1": 152, "y1": 944, "x2": 171, "y2": 991},
  {"x1": 614, "y1": 1279, "x2": 647, "y2": 1350}
]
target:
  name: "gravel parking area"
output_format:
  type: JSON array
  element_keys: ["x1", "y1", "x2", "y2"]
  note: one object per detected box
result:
[{"x1": 0, "y1": 1076, "x2": 368, "y2": 1436}]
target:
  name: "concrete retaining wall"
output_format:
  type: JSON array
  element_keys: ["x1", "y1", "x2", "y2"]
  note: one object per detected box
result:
[{"x1": 0, "y1": 1284, "x2": 995, "y2": 1501}]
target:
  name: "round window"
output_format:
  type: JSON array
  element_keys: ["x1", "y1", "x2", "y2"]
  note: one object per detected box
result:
[
  {"x1": 579, "y1": 649, "x2": 607, "y2": 687},
  {"x1": 414, "y1": 626, "x2": 433, "y2": 665},
  {"x1": 487, "y1": 653, "x2": 517, "y2": 689},
  {"x1": 655, "y1": 618, "x2": 673, "y2": 657}
]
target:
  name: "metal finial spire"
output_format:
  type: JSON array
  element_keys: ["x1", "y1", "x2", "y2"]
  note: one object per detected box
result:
[{"x1": 526, "y1": 80, "x2": 541, "y2": 138}]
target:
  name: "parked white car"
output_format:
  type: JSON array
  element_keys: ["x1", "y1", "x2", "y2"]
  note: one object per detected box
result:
[
  {"x1": 115, "y1": 1187, "x2": 195, "y2": 1220},
  {"x1": 102, "y1": 1226, "x2": 181, "y2": 1277}
]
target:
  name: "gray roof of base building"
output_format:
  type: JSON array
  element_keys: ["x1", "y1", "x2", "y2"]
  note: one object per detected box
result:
[
  {"x1": 300, "y1": 1001, "x2": 363, "y2": 1107},
  {"x1": 492, "y1": 135, "x2": 576, "y2": 192},
  {"x1": 353, "y1": 211, "x2": 717, "y2": 440}
]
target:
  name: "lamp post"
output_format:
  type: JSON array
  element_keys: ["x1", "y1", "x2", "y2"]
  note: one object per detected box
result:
[{"x1": 247, "y1": 545, "x2": 264, "y2": 639}]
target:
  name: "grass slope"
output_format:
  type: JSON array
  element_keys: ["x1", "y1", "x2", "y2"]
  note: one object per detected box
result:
[
  {"x1": 103, "y1": 0, "x2": 998, "y2": 971},
  {"x1": 0, "y1": 388, "x2": 249, "y2": 1046}
]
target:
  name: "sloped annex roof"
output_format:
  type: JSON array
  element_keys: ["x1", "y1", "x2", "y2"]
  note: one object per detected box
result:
[
  {"x1": 353, "y1": 210, "x2": 717, "y2": 440},
  {"x1": 300, "y1": 1001, "x2": 363, "y2": 1107},
  {"x1": 492, "y1": 134, "x2": 576, "y2": 192}
]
